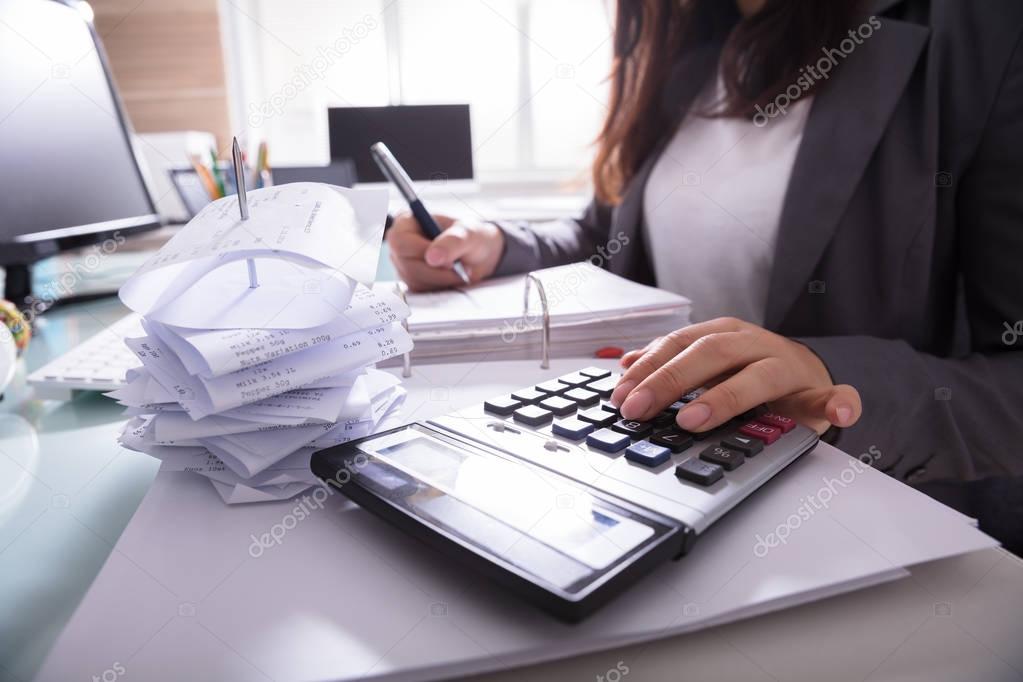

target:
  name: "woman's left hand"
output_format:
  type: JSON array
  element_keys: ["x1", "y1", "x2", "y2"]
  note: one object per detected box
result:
[{"x1": 610, "y1": 317, "x2": 862, "y2": 435}]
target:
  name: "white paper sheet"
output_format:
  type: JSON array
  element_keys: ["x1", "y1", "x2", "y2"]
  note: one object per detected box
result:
[
  {"x1": 155, "y1": 285, "x2": 410, "y2": 377},
  {"x1": 119, "y1": 184, "x2": 388, "y2": 329}
]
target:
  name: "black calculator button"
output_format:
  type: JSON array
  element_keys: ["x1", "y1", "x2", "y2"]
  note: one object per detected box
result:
[
  {"x1": 650, "y1": 429, "x2": 694, "y2": 453},
  {"x1": 557, "y1": 372, "x2": 591, "y2": 387},
  {"x1": 539, "y1": 396, "x2": 576, "y2": 416},
  {"x1": 680, "y1": 390, "x2": 702, "y2": 403},
  {"x1": 722, "y1": 435, "x2": 764, "y2": 457},
  {"x1": 586, "y1": 376, "x2": 618, "y2": 398},
  {"x1": 511, "y1": 387, "x2": 545, "y2": 405},
  {"x1": 535, "y1": 380, "x2": 569, "y2": 396},
  {"x1": 653, "y1": 410, "x2": 677, "y2": 428},
  {"x1": 562, "y1": 387, "x2": 599, "y2": 407},
  {"x1": 625, "y1": 441, "x2": 671, "y2": 467},
  {"x1": 552, "y1": 417, "x2": 594, "y2": 440},
  {"x1": 668, "y1": 401, "x2": 686, "y2": 412},
  {"x1": 611, "y1": 419, "x2": 653, "y2": 440},
  {"x1": 579, "y1": 366, "x2": 611, "y2": 379},
  {"x1": 586, "y1": 428, "x2": 631, "y2": 453},
  {"x1": 578, "y1": 408, "x2": 616, "y2": 427},
  {"x1": 676, "y1": 458, "x2": 724, "y2": 486},
  {"x1": 513, "y1": 405, "x2": 554, "y2": 427},
  {"x1": 483, "y1": 396, "x2": 522, "y2": 416},
  {"x1": 699, "y1": 444, "x2": 744, "y2": 471}
]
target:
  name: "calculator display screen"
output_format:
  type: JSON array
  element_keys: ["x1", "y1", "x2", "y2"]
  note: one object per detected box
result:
[{"x1": 355, "y1": 428, "x2": 668, "y2": 592}]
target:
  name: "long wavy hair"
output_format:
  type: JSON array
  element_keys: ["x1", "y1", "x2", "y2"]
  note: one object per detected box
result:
[{"x1": 593, "y1": 0, "x2": 866, "y2": 204}]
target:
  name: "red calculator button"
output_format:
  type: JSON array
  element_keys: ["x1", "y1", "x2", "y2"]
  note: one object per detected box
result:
[
  {"x1": 739, "y1": 422, "x2": 781, "y2": 445},
  {"x1": 756, "y1": 413, "x2": 795, "y2": 433}
]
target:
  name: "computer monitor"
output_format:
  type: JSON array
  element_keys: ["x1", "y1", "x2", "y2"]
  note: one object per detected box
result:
[
  {"x1": 328, "y1": 105, "x2": 473, "y2": 183},
  {"x1": 0, "y1": 0, "x2": 160, "y2": 306}
]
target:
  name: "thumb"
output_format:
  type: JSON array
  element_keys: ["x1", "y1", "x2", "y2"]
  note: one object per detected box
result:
[
  {"x1": 824, "y1": 384, "x2": 862, "y2": 428},
  {"x1": 424, "y1": 224, "x2": 472, "y2": 267}
]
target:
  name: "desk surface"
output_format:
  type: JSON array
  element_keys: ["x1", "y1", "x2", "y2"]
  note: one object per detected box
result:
[{"x1": 3, "y1": 300, "x2": 1023, "y2": 682}]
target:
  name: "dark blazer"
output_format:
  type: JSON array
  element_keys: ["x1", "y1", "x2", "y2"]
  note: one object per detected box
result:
[{"x1": 493, "y1": 0, "x2": 1023, "y2": 485}]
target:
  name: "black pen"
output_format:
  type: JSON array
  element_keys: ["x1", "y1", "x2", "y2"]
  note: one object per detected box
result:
[{"x1": 370, "y1": 142, "x2": 471, "y2": 284}]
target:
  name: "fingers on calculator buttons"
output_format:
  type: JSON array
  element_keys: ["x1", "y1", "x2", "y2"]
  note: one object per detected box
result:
[
  {"x1": 611, "y1": 419, "x2": 653, "y2": 439},
  {"x1": 722, "y1": 435, "x2": 764, "y2": 456},
  {"x1": 578, "y1": 408, "x2": 617, "y2": 427},
  {"x1": 557, "y1": 372, "x2": 590, "y2": 387},
  {"x1": 539, "y1": 396, "x2": 576, "y2": 416},
  {"x1": 625, "y1": 441, "x2": 671, "y2": 467},
  {"x1": 536, "y1": 380, "x2": 569, "y2": 395},
  {"x1": 586, "y1": 428, "x2": 631, "y2": 453},
  {"x1": 676, "y1": 458, "x2": 724, "y2": 486},
  {"x1": 563, "y1": 387, "x2": 599, "y2": 407},
  {"x1": 699, "y1": 444, "x2": 744, "y2": 471},
  {"x1": 484, "y1": 396, "x2": 522, "y2": 416},
  {"x1": 586, "y1": 376, "x2": 618, "y2": 398},
  {"x1": 579, "y1": 366, "x2": 611, "y2": 379},
  {"x1": 739, "y1": 421, "x2": 782, "y2": 444},
  {"x1": 511, "y1": 387, "x2": 545, "y2": 404},
  {"x1": 650, "y1": 429, "x2": 693, "y2": 453},
  {"x1": 513, "y1": 405, "x2": 554, "y2": 427},
  {"x1": 757, "y1": 412, "x2": 796, "y2": 433},
  {"x1": 552, "y1": 418, "x2": 595, "y2": 440}
]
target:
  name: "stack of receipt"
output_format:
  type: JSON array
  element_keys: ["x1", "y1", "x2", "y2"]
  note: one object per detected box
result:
[{"x1": 109, "y1": 182, "x2": 412, "y2": 503}]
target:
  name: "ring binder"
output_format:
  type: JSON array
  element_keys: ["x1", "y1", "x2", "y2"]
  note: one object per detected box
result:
[
  {"x1": 394, "y1": 282, "x2": 413, "y2": 378},
  {"x1": 523, "y1": 273, "x2": 551, "y2": 370}
]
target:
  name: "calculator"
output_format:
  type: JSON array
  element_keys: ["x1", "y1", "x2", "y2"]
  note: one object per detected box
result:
[{"x1": 311, "y1": 366, "x2": 819, "y2": 621}]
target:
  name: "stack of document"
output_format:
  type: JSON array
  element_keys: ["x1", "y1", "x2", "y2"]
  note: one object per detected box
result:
[
  {"x1": 109, "y1": 182, "x2": 413, "y2": 503},
  {"x1": 379, "y1": 263, "x2": 691, "y2": 365}
]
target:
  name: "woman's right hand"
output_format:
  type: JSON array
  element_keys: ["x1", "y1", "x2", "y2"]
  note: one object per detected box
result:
[{"x1": 386, "y1": 212, "x2": 505, "y2": 291}]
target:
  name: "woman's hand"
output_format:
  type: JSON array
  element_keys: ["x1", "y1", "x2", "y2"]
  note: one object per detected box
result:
[
  {"x1": 610, "y1": 317, "x2": 861, "y2": 435},
  {"x1": 386, "y1": 213, "x2": 505, "y2": 291}
]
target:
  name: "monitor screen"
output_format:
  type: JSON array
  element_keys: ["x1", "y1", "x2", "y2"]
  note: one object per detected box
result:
[
  {"x1": 328, "y1": 105, "x2": 473, "y2": 183},
  {"x1": 0, "y1": 0, "x2": 157, "y2": 247}
]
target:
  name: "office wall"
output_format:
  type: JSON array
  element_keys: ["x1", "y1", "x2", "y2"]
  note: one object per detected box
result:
[{"x1": 89, "y1": 0, "x2": 232, "y2": 150}]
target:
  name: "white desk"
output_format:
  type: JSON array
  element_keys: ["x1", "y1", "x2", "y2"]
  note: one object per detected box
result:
[{"x1": 2, "y1": 300, "x2": 1022, "y2": 681}]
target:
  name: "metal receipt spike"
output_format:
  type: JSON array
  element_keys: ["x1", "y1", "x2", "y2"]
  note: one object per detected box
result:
[
  {"x1": 523, "y1": 273, "x2": 551, "y2": 369},
  {"x1": 232, "y1": 137, "x2": 258, "y2": 288}
]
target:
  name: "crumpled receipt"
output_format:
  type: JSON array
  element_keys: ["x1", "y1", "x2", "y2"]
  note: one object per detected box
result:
[{"x1": 119, "y1": 183, "x2": 388, "y2": 330}]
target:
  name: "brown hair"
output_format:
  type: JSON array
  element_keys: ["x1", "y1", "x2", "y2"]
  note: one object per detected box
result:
[{"x1": 593, "y1": 0, "x2": 866, "y2": 204}]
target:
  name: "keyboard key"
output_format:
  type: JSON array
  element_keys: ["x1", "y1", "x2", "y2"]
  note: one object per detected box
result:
[
  {"x1": 539, "y1": 395, "x2": 576, "y2": 416},
  {"x1": 625, "y1": 441, "x2": 671, "y2": 467},
  {"x1": 600, "y1": 400, "x2": 619, "y2": 415},
  {"x1": 676, "y1": 458, "x2": 724, "y2": 486},
  {"x1": 513, "y1": 405, "x2": 554, "y2": 427},
  {"x1": 483, "y1": 396, "x2": 522, "y2": 416},
  {"x1": 653, "y1": 410, "x2": 677, "y2": 428},
  {"x1": 562, "y1": 387, "x2": 599, "y2": 407},
  {"x1": 511, "y1": 387, "x2": 545, "y2": 405},
  {"x1": 557, "y1": 372, "x2": 591, "y2": 387},
  {"x1": 699, "y1": 444, "x2": 744, "y2": 471},
  {"x1": 536, "y1": 380, "x2": 569, "y2": 396},
  {"x1": 586, "y1": 428, "x2": 631, "y2": 453},
  {"x1": 757, "y1": 412, "x2": 796, "y2": 433},
  {"x1": 586, "y1": 376, "x2": 619, "y2": 398},
  {"x1": 552, "y1": 417, "x2": 595, "y2": 440},
  {"x1": 739, "y1": 421, "x2": 782, "y2": 445},
  {"x1": 579, "y1": 366, "x2": 611, "y2": 379},
  {"x1": 680, "y1": 390, "x2": 702, "y2": 403},
  {"x1": 578, "y1": 408, "x2": 616, "y2": 427},
  {"x1": 722, "y1": 435, "x2": 764, "y2": 457},
  {"x1": 611, "y1": 419, "x2": 653, "y2": 439},
  {"x1": 668, "y1": 401, "x2": 686, "y2": 412},
  {"x1": 650, "y1": 429, "x2": 694, "y2": 453}
]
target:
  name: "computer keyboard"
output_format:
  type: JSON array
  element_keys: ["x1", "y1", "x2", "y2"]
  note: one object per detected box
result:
[{"x1": 28, "y1": 313, "x2": 143, "y2": 400}]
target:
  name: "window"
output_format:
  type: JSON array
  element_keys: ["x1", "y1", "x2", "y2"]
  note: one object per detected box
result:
[{"x1": 220, "y1": 0, "x2": 612, "y2": 181}]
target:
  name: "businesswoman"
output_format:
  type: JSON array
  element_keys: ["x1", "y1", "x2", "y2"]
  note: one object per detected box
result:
[{"x1": 387, "y1": 0, "x2": 1023, "y2": 490}]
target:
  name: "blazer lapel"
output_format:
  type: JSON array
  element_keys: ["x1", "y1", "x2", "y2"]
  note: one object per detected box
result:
[{"x1": 763, "y1": 16, "x2": 930, "y2": 329}]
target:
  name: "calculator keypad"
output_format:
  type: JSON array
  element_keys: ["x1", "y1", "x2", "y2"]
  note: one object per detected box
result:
[{"x1": 474, "y1": 370, "x2": 809, "y2": 503}]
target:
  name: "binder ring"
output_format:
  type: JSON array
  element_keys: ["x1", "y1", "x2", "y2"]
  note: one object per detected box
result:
[
  {"x1": 523, "y1": 273, "x2": 551, "y2": 369},
  {"x1": 394, "y1": 282, "x2": 413, "y2": 378}
]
